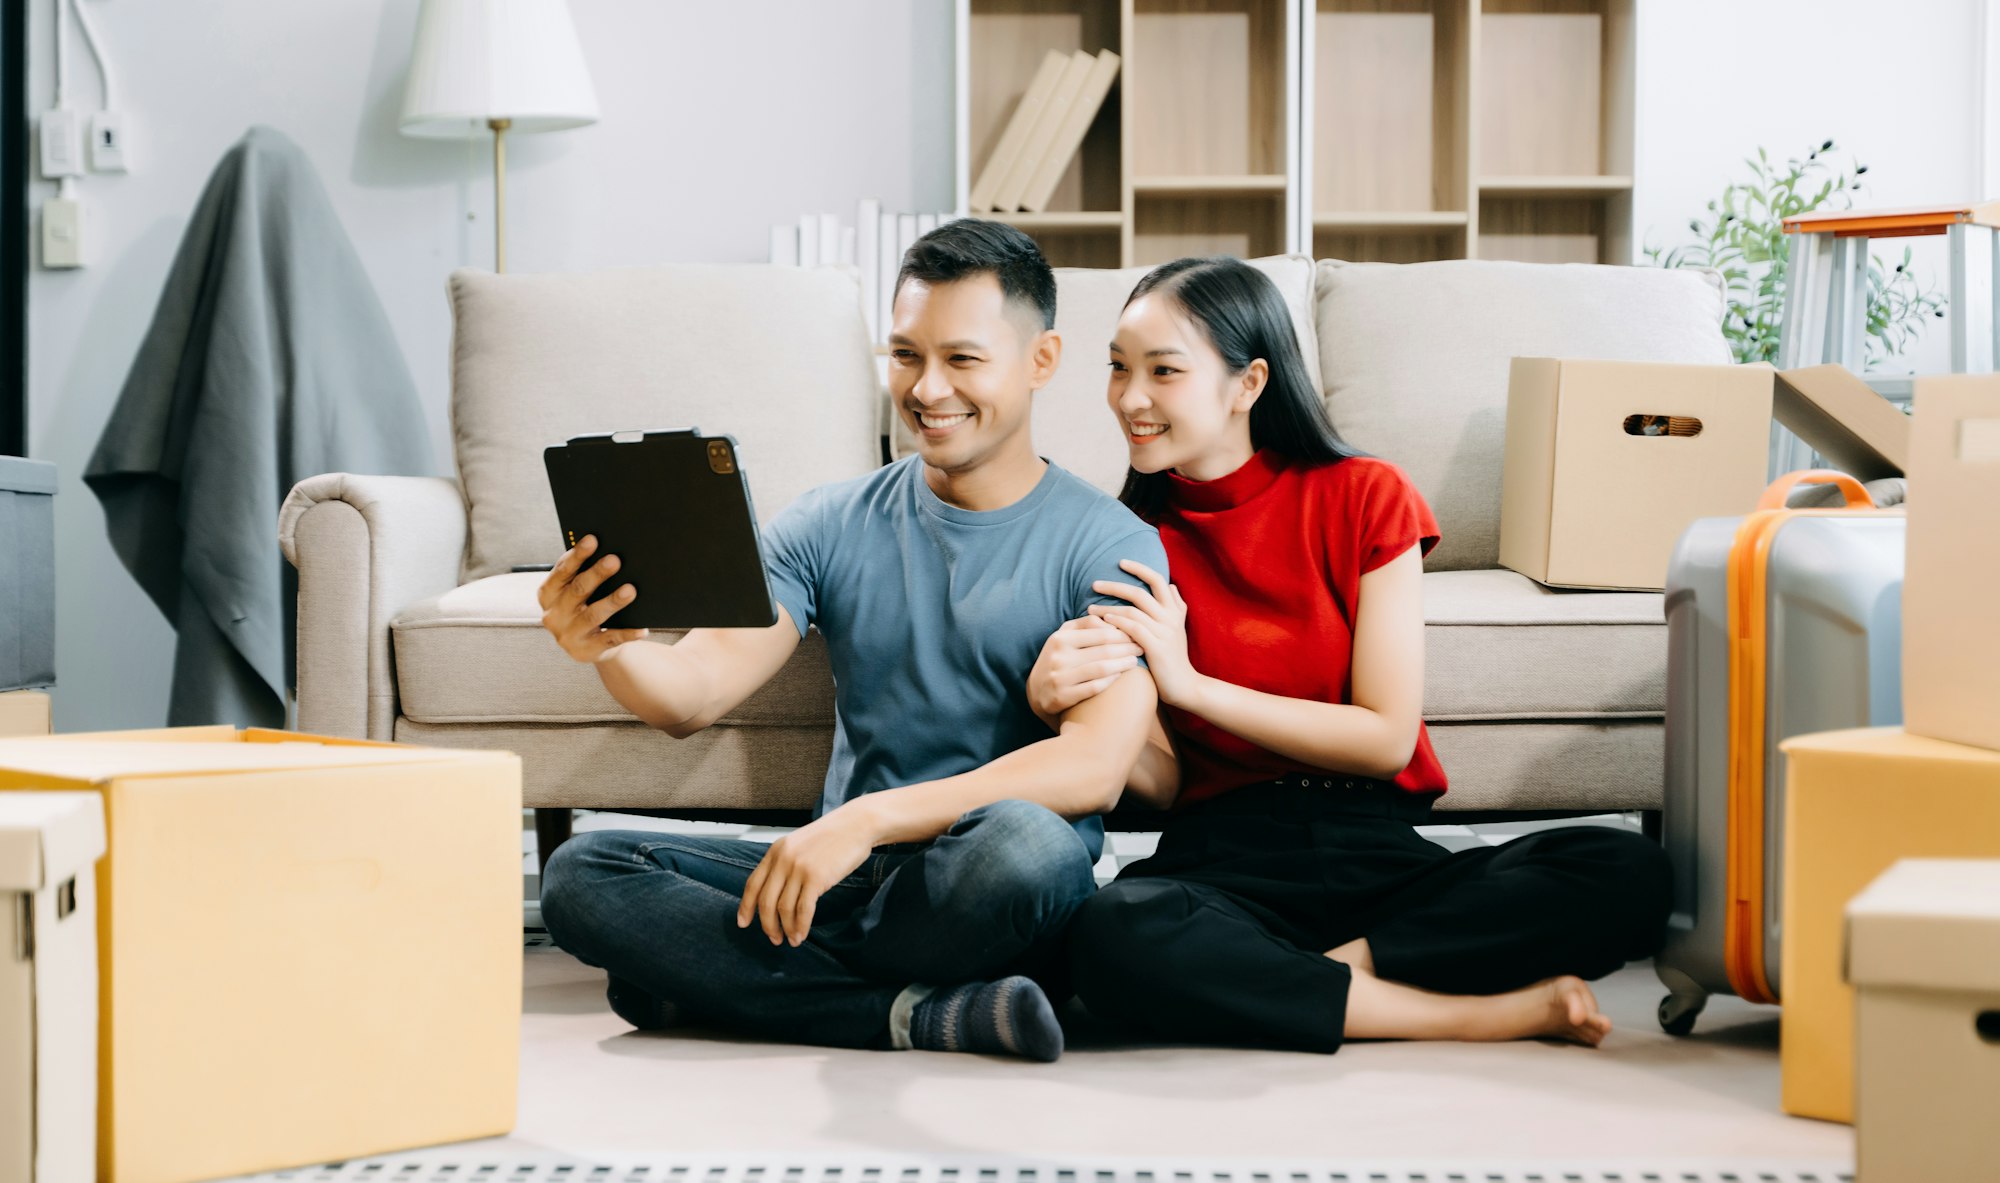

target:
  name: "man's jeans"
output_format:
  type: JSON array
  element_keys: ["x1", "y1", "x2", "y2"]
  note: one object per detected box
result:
[{"x1": 539, "y1": 798, "x2": 1098, "y2": 1049}]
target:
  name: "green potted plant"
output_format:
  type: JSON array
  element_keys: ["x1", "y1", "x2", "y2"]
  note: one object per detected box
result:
[{"x1": 1645, "y1": 140, "x2": 1945, "y2": 370}]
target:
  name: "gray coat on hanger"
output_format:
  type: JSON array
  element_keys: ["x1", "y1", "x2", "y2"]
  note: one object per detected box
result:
[{"x1": 84, "y1": 125, "x2": 433, "y2": 729}]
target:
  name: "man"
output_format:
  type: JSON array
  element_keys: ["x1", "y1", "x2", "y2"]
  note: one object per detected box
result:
[{"x1": 538, "y1": 219, "x2": 1167, "y2": 1062}]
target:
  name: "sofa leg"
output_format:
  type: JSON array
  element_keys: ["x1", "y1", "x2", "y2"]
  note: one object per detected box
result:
[
  {"x1": 1641, "y1": 810, "x2": 1663, "y2": 843},
  {"x1": 534, "y1": 807, "x2": 574, "y2": 875}
]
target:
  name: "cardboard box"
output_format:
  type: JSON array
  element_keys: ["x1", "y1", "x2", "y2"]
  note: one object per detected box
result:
[
  {"x1": 1773, "y1": 364, "x2": 1910, "y2": 481},
  {"x1": 0, "y1": 457, "x2": 56, "y2": 693},
  {"x1": 0, "y1": 692, "x2": 50, "y2": 738},
  {"x1": 1499, "y1": 358, "x2": 1774, "y2": 590},
  {"x1": 1845, "y1": 858, "x2": 2000, "y2": 1182},
  {"x1": 1778, "y1": 727, "x2": 2000, "y2": 1124},
  {"x1": 1903, "y1": 374, "x2": 2000, "y2": 753},
  {"x1": 0, "y1": 727, "x2": 522, "y2": 1183},
  {"x1": 1, "y1": 792, "x2": 105, "y2": 1183}
]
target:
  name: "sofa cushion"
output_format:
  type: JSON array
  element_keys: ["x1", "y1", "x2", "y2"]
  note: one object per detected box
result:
[
  {"x1": 391, "y1": 573, "x2": 834, "y2": 727},
  {"x1": 1423, "y1": 569, "x2": 1664, "y2": 720},
  {"x1": 447, "y1": 266, "x2": 882, "y2": 583},
  {"x1": 893, "y1": 255, "x2": 1323, "y2": 496},
  {"x1": 1314, "y1": 260, "x2": 1733, "y2": 571}
]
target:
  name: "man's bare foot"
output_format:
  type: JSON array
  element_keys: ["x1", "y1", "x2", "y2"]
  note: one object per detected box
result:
[{"x1": 1480, "y1": 975, "x2": 1616, "y2": 1047}]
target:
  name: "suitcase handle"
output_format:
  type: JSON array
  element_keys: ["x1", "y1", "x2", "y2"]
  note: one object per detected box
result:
[{"x1": 1756, "y1": 469, "x2": 1870, "y2": 511}]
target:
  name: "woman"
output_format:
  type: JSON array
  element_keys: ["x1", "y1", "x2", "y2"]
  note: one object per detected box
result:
[{"x1": 1030, "y1": 257, "x2": 1671, "y2": 1053}]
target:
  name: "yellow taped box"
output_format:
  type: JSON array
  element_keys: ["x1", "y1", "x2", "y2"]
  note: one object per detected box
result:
[
  {"x1": 0, "y1": 691, "x2": 51, "y2": 738},
  {"x1": 1778, "y1": 727, "x2": 2000, "y2": 1124},
  {"x1": 0, "y1": 726, "x2": 522, "y2": 1183}
]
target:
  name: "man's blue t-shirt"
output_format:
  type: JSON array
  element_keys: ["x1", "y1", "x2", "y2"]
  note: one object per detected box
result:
[{"x1": 759, "y1": 456, "x2": 1169, "y2": 861}]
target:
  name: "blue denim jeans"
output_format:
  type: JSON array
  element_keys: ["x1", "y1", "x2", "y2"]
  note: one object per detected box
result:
[{"x1": 539, "y1": 798, "x2": 1098, "y2": 1049}]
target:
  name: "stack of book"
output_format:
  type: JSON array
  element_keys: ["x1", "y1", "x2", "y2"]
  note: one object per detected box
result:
[
  {"x1": 969, "y1": 47, "x2": 1121, "y2": 214},
  {"x1": 767, "y1": 202, "x2": 961, "y2": 345}
]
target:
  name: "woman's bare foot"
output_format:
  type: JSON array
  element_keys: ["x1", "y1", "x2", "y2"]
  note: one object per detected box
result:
[{"x1": 1471, "y1": 975, "x2": 1613, "y2": 1046}]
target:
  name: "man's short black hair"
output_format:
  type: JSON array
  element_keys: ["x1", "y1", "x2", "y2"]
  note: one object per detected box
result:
[{"x1": 895, "y1": 218, "x2": 1058, "y2": 332}]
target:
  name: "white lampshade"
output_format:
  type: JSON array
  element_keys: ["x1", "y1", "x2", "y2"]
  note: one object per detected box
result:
[{"x1": 400, "y1": 0, "x2": 600, "y2": 139}]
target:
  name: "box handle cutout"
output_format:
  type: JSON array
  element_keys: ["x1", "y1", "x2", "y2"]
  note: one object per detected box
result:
[
  {"x1": 1623, "y1": 414, "x2": 1703, "y2": 437},
  {"x1": 1979, "y1": 1010, "x2": 2000, "y2": 1045},
  {"x1": 1959, "y1": 418, "x2": 2000, "y2": 463},
  {"x1": 55, "y1": 876, "x2": 76, "y2": 920}
]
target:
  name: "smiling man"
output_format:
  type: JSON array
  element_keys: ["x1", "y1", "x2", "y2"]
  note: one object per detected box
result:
[{"x1": 535, "y1": 219, "x2": 1168, "y2": 1062}]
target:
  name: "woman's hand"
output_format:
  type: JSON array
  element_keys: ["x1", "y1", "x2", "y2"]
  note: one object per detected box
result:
[
  {"x1": 1026, "y1": 617, "x2": 1145, "y2": 729},
  {"x1": 1089, "y1": 560, "x2": 1204, "y2": 710}
]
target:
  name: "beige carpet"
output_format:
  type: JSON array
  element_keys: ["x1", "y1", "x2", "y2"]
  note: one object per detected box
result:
[{"x1": 446, "y1": 946, "x2": 1856, "y2": 1169}]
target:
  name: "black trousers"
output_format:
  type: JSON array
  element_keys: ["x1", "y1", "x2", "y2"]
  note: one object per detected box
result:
[{"x1": 1067, "y1": 779, "x2": 1673, "y2": 1053}]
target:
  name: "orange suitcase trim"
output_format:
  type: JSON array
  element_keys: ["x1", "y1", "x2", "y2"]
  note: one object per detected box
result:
[{"x1": 1722, "y1": 470, "x2": 1877, "y2": 1005}]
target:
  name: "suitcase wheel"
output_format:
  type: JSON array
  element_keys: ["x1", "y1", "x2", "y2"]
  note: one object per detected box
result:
[{"x1": 1658, "y1": 991, "x2": 1707, "y2": 1037}]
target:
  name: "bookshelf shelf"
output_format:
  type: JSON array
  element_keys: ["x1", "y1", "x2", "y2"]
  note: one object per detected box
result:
[
  {"x1": 1312, "y1": 210, "x2": 1470, "y2": 229},
  {"x1": 998, "y1": 211, "x2": 1129, "y2": 230},
  {"x1": 956, "y1": 0, "x2": 1632, "y2": 267},
  {"x1": 1480, "y1": 175, "x2": 1634, "y2": 196},
  {"x1": 1134, "y1": 174, "x2": 1289, "y2": 195}
]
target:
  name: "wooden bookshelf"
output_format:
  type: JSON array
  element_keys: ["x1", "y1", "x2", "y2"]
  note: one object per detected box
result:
[
  {"x1": 954, "y1": 0, "x2": 1633, "y2": 267},
  {"x1": 1473, "y1": 0, "x2": 1636, "y2": 264}
]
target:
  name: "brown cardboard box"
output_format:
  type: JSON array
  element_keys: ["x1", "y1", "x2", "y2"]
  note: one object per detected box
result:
[
  {"x1": 1845, "y1": 858, "x2": 2000, "y2": 1182},
  {"x1": 1778, "y1": 727, "x2": 2000, "y2": 1124},
  {"x1": 1, "y1": 792, "x2": 105, "y2": 1183},
  {"x1": 1903, "y1": 374, "x2": 2000, "y2": 753},
  {"x1": 0, "y1": 692, "x2": 50, "y2": 738},
  {"x1": 0, "y1": 727, "x2": 522, "y2": 1183},
  {"x1": 1499, "y1": 358, "x2": 1774, "y2": 590},
  {"x1": 1773, "y1": 364, "x2": 1910, "y2": 481}
]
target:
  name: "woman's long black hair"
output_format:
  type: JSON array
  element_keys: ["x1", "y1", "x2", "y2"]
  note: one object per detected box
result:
[{"x1": 1116, "y1": 256, "x2": 1365, "y2": 519}]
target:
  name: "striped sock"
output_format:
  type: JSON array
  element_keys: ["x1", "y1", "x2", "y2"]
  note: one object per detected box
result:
[{"x1": 908, "y1": 976, "x2": 1063, "y2": 1063}]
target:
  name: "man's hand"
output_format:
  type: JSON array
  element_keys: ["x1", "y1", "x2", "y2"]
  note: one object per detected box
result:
[
  {"x1": 1026, "y1": 617, "x2": 1144, "y2": 729},
  {"x1": 539, "y1": 534, "x2": 650, "y2": 663},
  {"x1": 737, "y1": 804, "x2": 880, "y2": 946}
]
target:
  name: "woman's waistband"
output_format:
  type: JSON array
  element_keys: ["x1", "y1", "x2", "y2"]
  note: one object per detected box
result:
[{"x1": 1182, "y1": 775, "x2": 1440, "y2": 825}]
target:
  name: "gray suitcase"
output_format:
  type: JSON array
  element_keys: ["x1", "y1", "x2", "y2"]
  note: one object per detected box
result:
[{"x1": 1654, "y1": 474, "x2": 1904, "y2": 1035}]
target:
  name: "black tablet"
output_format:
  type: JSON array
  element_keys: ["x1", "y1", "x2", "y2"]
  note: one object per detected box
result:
[{"x1": 542, "y1": 429, "x2": 779, "y2": 630}]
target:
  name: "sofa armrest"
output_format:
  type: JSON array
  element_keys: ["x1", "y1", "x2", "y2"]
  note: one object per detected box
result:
[{"x1": 279, "y1": 473, "x2": 469, "y2": 740}]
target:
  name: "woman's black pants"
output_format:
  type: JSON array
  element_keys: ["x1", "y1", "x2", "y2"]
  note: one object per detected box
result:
[{"x1": 1067, "y1": 779, "x2": 1673, "y2": 1053}]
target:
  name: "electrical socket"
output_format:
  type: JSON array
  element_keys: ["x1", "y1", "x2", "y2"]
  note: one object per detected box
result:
[
  {"x1": 89, "y1": 112, "x2": 127, "y2": 173},
  {"x1": 42, "y1": 196, "x2": 84, "y2": 269},
  {"x1": 39, "y1": 110, "x2": 83, "y2": 178}
]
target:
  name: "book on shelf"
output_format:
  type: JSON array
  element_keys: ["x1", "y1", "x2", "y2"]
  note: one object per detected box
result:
[
  {"x1": 876, "y1": 210, "x2": 897, "y2": 341},
  {"x1": 768, "y1": 224, "x2": 798, "y2": 267},
  {"x1": 817, "y1": 213, "x2": 841, "y2": 266},
  {"x1": 990, "y1": 49, "x2": 1095, "y2": 213},
  {"x1": 857, "y1": 199, "x2": 880, "y2": 341},
  {"x1": 967, "y1": 49, "x2": 1069, "y2": 213},
  {"x1": 798, "y1": 215, "x2": 820, "y2": 270},
  {"x1": 1020, "y1": 49, "x2": 1119, "y2": 214}
]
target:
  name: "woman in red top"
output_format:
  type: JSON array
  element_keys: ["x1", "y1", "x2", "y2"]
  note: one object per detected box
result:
[{"x1": 1031, "y1": 257, "x2": 1671, "y2": 1052}]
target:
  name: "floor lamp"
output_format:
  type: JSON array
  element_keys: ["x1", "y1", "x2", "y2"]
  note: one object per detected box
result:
[{"x1": 399, "y1": 0, "x2": 599, "y2": 273}]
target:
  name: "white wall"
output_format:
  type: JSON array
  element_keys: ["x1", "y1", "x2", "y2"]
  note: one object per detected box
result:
[
  {"x1": 25, "y1": 0, "x2": 1995, "y2": 732},
  {"x1": 26, "y1": 0, "x2": 955, "y2": 731},
  {"x1": 1632, "y1": 0, "x2": 1991, "y2": 376}
]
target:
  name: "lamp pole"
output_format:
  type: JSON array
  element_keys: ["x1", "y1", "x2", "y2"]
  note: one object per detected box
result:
[{"x1": 488, "y1": 116, "x2": 512, "y2": 272}]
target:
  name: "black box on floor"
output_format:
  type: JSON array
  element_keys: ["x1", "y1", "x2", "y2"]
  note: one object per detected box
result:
[{"x1": 0, "y1": 457, "x2": 55, "y2": 691}]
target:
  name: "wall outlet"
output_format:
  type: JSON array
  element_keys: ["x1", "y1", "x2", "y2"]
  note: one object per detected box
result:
[
  {"x1": 89, "y1": 112, "x2": 127, "y2": 173},
  {"x1": 38, "y1": 110, "x2": 83, "y2": 178},
  {"x1": 42, "y1": 196, "x2": 84, "y2": 269}
]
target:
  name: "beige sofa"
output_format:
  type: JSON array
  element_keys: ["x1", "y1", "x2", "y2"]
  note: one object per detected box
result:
[{"x1": 278, "y1": 255, "x2": 1733, "y2": 842}]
